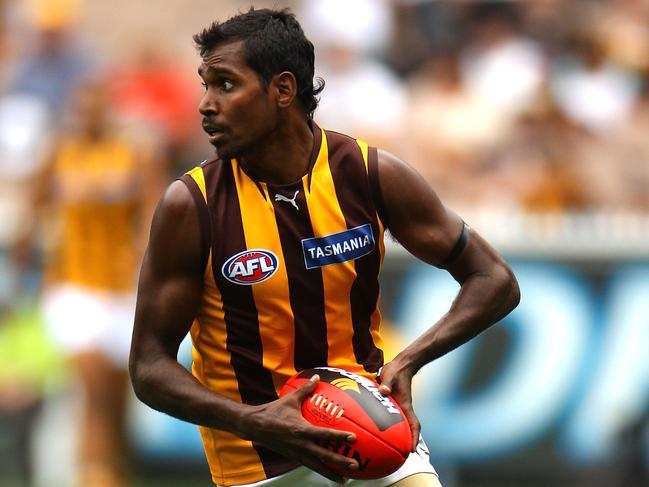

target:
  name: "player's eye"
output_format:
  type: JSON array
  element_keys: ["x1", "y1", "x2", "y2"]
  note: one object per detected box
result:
[
  {"x1": 200, "y1": 81, "x2": 208, "y2": 91},
  {"x1": 222, "y1": 80, "x2": 234, "y2": 92}
]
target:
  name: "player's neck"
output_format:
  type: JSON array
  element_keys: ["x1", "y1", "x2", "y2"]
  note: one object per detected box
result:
[{"x1": 238, "y1": 115, "x2": 314, "y2": 186}]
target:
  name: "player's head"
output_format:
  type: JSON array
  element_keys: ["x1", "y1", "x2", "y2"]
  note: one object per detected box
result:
[{"x1": 194, "y1": 8, "x2": 322, "y2": 119}]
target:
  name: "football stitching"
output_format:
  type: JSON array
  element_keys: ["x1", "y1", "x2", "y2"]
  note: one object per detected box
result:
[
  {"x1": 308, "y1": 387, "x2": 409, "y2": 460},
  {"x1": 310, "y1": 393, "x2": 345, "y2": 419}
]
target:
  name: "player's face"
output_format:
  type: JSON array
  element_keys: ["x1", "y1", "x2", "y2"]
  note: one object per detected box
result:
[{"x1": 198, "y1": 41, "x2": 278, "y2": 160}]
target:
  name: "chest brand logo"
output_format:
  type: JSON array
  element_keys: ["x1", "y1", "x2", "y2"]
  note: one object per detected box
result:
[
  {"x1": 302, "y1": 223, "x2": 375, "y2": 269},
  {"x1": 222, "y1": 249, "x2": 279, "y2": 285},
  {"x1": 274, "y1": 190, "x2": 300, "y2": 210}
]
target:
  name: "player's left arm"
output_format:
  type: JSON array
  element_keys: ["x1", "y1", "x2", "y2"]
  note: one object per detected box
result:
[{"x1": 374, "y1": 149, "x2": 520, "y2": 450}]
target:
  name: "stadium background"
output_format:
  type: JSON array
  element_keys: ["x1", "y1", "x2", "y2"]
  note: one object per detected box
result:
[{"x1": 1, "y1": 0, "x2": 648, "y2": 486}]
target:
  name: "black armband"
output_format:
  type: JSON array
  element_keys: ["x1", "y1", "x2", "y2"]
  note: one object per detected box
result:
[{"x1": 439, "y1": 222, "x2": 470, "y2": 268}]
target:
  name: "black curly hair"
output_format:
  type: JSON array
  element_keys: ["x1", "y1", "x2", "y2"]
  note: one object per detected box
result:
[{"x1": 194, "y1": 8, "x2": 324, "y2": 119}]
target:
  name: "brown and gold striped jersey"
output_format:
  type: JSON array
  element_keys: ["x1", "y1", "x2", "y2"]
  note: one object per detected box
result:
[
  {"x1": 180, "y1": 123, "x2": 387, "y2": 486},
  {"x1": 47, "y1": 137, "x2": 139, "y2": 291}
]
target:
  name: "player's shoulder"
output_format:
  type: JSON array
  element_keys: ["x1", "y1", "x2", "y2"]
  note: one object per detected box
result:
[
  {"x1": 375, "y1": 148, "x2": 426, "y2": 184},
  {"x1": 160, "y1": 157, "x2": 219, "y2": 218},
  {"x1": 322, "y1": 127, "x2": 364, "y2": 148},
  {"x1": 184, "y1": 156, "x2": 221, "y2": 175},
  {"x1": 149, "y1": 179, "x2": 202, "y2": 250},
  {"x1": 321, "y1": 127, "x2": 377, "y2": 172},
  {"x1": 374, "y1": 147, "x2": 401, "y2": 170},
  {"x1": 320, "y1": 129, "x2": 407, "y2": 179},
  {"x1": 323, "y1": 127, "x2": 356, "y2": 141},
  {"x1": 157, "y1": 180, "x2": 195, "y2": 221}
]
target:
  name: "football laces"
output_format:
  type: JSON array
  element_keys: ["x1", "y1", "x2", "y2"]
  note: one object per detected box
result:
[{"x1": 310, "y1": 393, "x2": 345, "y2": 420}]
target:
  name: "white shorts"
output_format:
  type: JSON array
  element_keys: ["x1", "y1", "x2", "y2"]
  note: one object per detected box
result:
[
  {"x1": 42, "y1": 284, "x2": 135, "y2": 367},
  {"x1": 221, "y1": 437, "x2": 438, "y2": 487}
]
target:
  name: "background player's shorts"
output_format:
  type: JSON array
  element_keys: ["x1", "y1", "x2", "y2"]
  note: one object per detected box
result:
[
  {"x1": 42, "y1": 284, "x2": 135, "y2": 367},
  {"x1": 219, "y1": 437, "x2": 439, "y2": 487}
]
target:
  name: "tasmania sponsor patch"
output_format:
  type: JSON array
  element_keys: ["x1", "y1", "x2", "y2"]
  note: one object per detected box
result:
[
  {"x1": 302, "y1": 224, "x2": 375, "y2": 269},
  {"x1": 222, "y1": 249, "x2": 279, "y2": 285}
]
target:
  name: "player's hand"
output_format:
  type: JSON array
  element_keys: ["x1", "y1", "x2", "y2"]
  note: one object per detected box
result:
[
  {"x1": 377, "y1": 359, "x2": 420, "y2": 452},
  {"x1": 242, "y1": 375, "x2": 358, "y2": 483}
]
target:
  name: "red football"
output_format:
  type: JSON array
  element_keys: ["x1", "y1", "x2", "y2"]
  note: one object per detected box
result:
[{"x1": 279, "y1": 366, "x2": 411, "y2": 480}]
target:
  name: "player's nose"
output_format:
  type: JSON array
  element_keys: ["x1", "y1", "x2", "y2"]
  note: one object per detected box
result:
[{"x1": 198, "y1": 92, "x2": 220, "y2": 116}]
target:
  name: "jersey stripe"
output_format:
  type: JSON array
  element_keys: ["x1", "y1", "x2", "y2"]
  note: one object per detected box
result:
[
  {"x1": 187, "y1": 164, "x2": 208, "y2": 200},
  {"x1": 304, "y1": 131, "x2": 368, "y2": 376},
  {"x1": 192, "y1": 253, "x2": 266, "y2": 485},
  {"x1": 366, "y1": 146, "x2": 386, "y2": 360},
  {"x1": 208, "y1": 160, "x2": 274, "y2": 405},
  {"x1": 270, "y1": 179, "x2": 328, "y2": 371},
  {"x1": 326, "y1": 131, "x2": 384, "y2": 373},
  {"x1": 231, "y1": 163, "x2": 298, "y2": 393},
  {"x1": 180, "y1": 172, "x2": 211, "y2": 273},
  {"x1": 364, "y1": 143, "x2": 389, "y2": 229},
  {"x1": 206, "y1": 161, "x2": 297, "y2": 477}
]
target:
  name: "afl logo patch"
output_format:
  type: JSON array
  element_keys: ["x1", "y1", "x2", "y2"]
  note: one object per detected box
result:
[{"x1": 222, "y1": 249, "x2": 279, "y2": 285}]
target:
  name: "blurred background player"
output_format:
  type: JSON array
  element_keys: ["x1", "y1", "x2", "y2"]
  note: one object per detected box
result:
[
  {"x1": 36, "y1": 79, "x2": 160, "y2": 487},
  {"x1": 0, "y1": 2, "x2": 91, "y2": 484}
]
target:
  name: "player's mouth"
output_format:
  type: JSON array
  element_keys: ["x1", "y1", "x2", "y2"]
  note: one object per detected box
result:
[
  {"x1": 207, "y1": 132, "x2": 223, "y2": 144},
  {"x1": 202, "y1": 121, "x2": 227, "y2": 143}
]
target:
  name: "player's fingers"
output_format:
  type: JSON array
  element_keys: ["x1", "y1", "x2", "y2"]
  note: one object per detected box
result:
[
  {"x1": 404, "y1": 409, "x2": 421, "y2": 452},
  {"x1": 303, "y1": 440, "x2": 359, "y2": 473},
  {"x1": 411, "y1": 420, "x2": 421, "y2": 452},
  {"x1": 269, "y1": 436, "x2": 350, "y2": 483},
  {"x1": 291, "y1": 374, "x2": 319, "y2": 402},
  {"x1": 393, "y1": 389, "x2": 419, "y2": 452},
  {"x1": 304, "y1": 424, "x2": 356, "y2": 444},
  {"x1": 377, "y1": 373, "x2": 393, "y2": 395}
]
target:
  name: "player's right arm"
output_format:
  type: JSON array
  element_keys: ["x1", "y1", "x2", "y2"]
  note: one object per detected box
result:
[{"x1": 129, "y1": 180, "x2": 358, "y2": 482}]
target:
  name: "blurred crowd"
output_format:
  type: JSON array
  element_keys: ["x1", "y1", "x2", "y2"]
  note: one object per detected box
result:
[
  {"x1": 0, "y1": 0, "x2": 648, "y2": 486},
  {"x1": 303, "y1": 0, "x2": 649, "y2": 219},
  {"x1": 0, "y1": 0, "x2": 648, "y2": 296}
]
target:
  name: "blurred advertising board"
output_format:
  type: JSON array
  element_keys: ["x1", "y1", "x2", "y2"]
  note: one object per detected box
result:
[{"x1": 383, "y1": 253, "x2": 649, "y2": 486}]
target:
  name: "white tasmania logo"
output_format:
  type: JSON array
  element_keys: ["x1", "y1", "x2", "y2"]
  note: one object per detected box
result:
[{"x1": 274, "y1": 190, "x2": 300, "y2": 210}]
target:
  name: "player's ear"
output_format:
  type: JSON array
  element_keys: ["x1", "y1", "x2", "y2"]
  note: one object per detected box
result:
[{"x1": 273, "y1": 71, "x2": 297, "y2": 108}]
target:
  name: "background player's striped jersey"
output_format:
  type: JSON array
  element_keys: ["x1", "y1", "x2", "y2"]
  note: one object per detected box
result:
[{"x1": 47, "y1": 137, "x2": 139, "y2": 292}]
